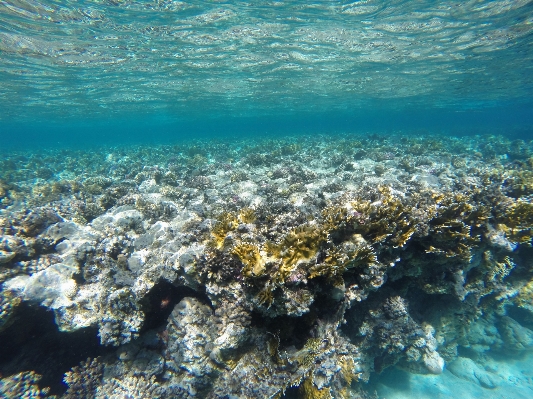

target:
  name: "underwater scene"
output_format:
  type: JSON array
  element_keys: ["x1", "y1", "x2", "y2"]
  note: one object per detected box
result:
[{"x1": 1, "y1": 1, "x2": 533, "y2": 398}]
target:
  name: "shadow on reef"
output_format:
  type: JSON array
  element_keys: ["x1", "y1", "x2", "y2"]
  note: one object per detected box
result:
[
  {"x1": 0, "y1": 282, "x2": 212, "y2": 396},
  {"x1": 0, "y1": 303, "x2": 112, "y2": 395},
  {"x1": 139, "y1": 279, "x2": 212, "y2": 334}
]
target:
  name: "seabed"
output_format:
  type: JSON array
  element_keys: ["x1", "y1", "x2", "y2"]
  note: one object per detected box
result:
[{"x1": 1, "y1": 132, "x2": 533, "y2": 398}]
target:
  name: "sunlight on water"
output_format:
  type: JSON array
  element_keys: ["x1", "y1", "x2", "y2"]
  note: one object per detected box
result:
[{"x1": 1, "y1": 0, "x2": 532, "y2": 121}]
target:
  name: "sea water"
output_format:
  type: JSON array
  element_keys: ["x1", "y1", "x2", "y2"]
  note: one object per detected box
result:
[{"x1": 1, "y1": 1, "x2": 533, "y2": 398}]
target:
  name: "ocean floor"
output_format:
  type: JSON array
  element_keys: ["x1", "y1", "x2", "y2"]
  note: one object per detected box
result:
[
  {"x1": 1, "y1": 132, "x2": 533, "y2": 398},
  {"x1": 373, "y1": 351, "x2": 533, "y2": 399}
]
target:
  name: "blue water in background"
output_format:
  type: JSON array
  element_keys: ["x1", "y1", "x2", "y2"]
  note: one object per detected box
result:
[
  {"x1": 1, "y1": 0, "x2": 532, "y2": 149},
  {"x1": 2, "y1": 103, "x2": 532, "y2": 151}
]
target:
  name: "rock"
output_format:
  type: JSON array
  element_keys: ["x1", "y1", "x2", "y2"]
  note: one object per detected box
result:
[
  {"x1": 4, "y1": 263, "x2": 77, "y2": 308},
  {"x1": 0, "y1": 249, "x2": 16, "y2": 264},
  {"x1": 422, "y1": 349, "x2": 445, "y2": 374},
  {"x1": 498, "y1": 316, "x2": 533, "y2": 351},
  {"x1": 447, "y1": 357, "x2": 501, "y2": 389}
]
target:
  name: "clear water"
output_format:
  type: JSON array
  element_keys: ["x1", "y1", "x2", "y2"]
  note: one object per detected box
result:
[
  {"x1": 1, "y1": 0, "x2": 533, "y2": 146},
  {"x1": 1, "y1": 1, "x2": 533, "y2": 398}
]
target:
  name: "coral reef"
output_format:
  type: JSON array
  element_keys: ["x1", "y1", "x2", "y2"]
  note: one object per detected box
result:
[{"x1": 0, "y1": 133, "x2": 532, "y2": 398}]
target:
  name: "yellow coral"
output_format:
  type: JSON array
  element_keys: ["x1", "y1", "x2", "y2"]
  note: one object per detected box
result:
[
  {"x1": 350, "y1": 187, "x2": 416, "y2": 247},
  {"x1": 308, "y1": 244, "x2": 377, "y2": 282},
  {"x1": 507, "y1": 169, "x2": 533, "y2": 197},
  {"x1": 239, "y1": 207, "x2": 256, "y2": 224},
  {"x1": 298, "y1": 372, "x2": 332, "y2": 399},
  {"x1": 257, "y1": 286, "x2": 275, "y2": 308},
  {"x1": 516, "y1": 279, "x2": 533, "y2": 311},
  {"x1": 424, "y1": 192, "x2": 485, "y2": 260},
  {"x1": 210, "y1": 211, "x2": 239, "y2": 249},
  {"x1": 498, "y1": 200, "x2": 533, "y2": 245},
  {"x1": 268, "y1": 225, "x2": 326, "y2": 283},
  {"x1": 484, "y1": 252, "x2": 515, "y2": 282},
  {"x1": 231, "y1": 242, "x2": 266, "y2": 277},
  {"x1": 339, "y1": 356, "x2": 356, "y2": 387}
]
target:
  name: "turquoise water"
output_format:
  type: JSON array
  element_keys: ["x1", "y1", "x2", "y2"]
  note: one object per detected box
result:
[
  {"x1": 1, "y1": 1, "x2": 533, "y2": 398},
  {"x1": 1, "y1": 0, "x2": 533, "y2": 145}
]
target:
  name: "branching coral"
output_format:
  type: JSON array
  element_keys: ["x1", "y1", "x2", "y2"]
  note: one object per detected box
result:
[
  {"x1": 308, "y1": 242, "x2": 377, "y2": 285},
  {"x1": 210, "y1": 211, "x2": 239, "y2": 249},
  {"x1": 267, "y1": 225, "x2": 326, "y2": 283},
  {"x1": 63, "y1": 357, "x2": 104, "y2": 399},
  {"x1": 0, "y1": 371, "x2": 52, "y2": 398},
  {"x1": 231, "y1": 241, "x2": 266, "y2": 278},
  {"x1": 497, "y1": 200, "x2": 533, "y2": 245}
]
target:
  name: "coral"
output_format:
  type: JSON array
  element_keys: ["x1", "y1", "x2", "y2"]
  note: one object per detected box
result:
[
  {"x1": 484, "y1": 253, "x2": 515, "y2": 282},
  {"x1": 308, "y1": 240, "x2": 377, "y2": 285},
  {"x1": 95, "y1": 374, "x2": 165, "y2": 399},
  {"x1": 505, "y1": 169, "x2": 533, "y2": 198},
  {"x1": 515, "y1": 279, "x2": 533, "y2": 311},
  {"x1": 210, "y1": 211, "x2": 239, "y2": 249},
  {"x1": 298, "y1": 372, "x2": 332, "y2": 399},
  {"x1": 239, "y1": 207, "x2": 256, "y2": 224},
  {"x1": 0, "y1": 288, "x2": 21, "y2": 332},
  {"x1": 268, "y1": 225, "x2": 326, "y2": 283},
  {"x1": 354, "y1": 296, "x2": 444, "y2": 374},
  {"x1": 0, "y1": 371, "x2": 53, "y2": 398},
  {"x1": 163, "y1": 297, "x2": 219, "y2": 395},
  {"x1": 63, "y1": 357, "x2": 104, "y2": 399},
  {"x1": 497, "y1": 200, "x2": 533, "y2": 245},
  {"x1": 230, "y1": 171, "x2": 249, "y2": 183},
  {"x1": 324, "y1": 187, "x2": 417, "y2": 249},
  {"x1": 423, "y1": 193, "x2": 485, "y2": 260},
  {"x1": 231, "y1": 241, "x2": 266, "y2": 278},
  {"x1": 1, "y1": 134, "x2": 533, "y2": 398}
]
